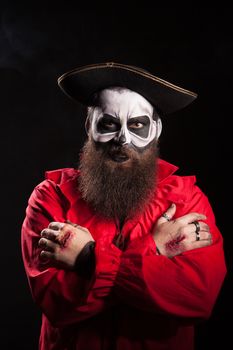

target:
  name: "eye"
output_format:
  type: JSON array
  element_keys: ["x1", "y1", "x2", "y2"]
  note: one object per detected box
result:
[
  {"x1": 98, "y1": 118, "x2": 119, "y2": 132},
  {"x1": 129, "y1": 122, "x2": 144, "y2": 129},
  {"x1": 105, "y1": 121, "x2": 115, "y2": 128}
]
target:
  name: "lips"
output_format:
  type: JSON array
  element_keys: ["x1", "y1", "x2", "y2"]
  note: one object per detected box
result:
[
  {"x1": 110, "y1": 153, "x2": 129, "y2": 162},
  {"x1": 108, "y1": 149, "x2": 130, "y2": 162},
  {"x1": 106, "y1": 144, "x2": 133, "y2": 163}
]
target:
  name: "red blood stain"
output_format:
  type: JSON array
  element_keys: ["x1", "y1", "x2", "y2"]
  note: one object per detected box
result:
[
  {"x1": 58, "y1": 230, "x2": 74, "y2": 248},
  {"x1": 165, "y1": 235, "x2": 184, "y2": 256}
]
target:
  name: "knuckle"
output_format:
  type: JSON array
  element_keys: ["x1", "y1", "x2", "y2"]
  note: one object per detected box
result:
[
  {"x1": 194, "y1": 213, "x2": 204, "y2": 220},
  {"x1": 193, "y1": 213, "x2": 201, "y2": 220},
  {"x1": 203, "y1": 231, "x2": 210, "y2": 240},
  {"x1": 172, "y1": 218, "x2": 179, "y2": 225},
  {"x1": 48, "y1": 222, "x2": 56, "y2": 227},
  {"x1": 44, "y1": 230, "x2": 52, "y2": 238},
  {"x1": 41, "y1": 229, "x2": 47, "y2": 236},
  {"x1": 204, "y1": 224, "x2": 210, "y2": 231},
  {"x1": 63, "y1": 223, "x2": 72, "y2": 232},
  {"x1": 178, "y1": 227, "x2": 186, "y2": 236},
  {"x1": 40, "y1": 250, "x2": 47, "y2": 258},
  {"x1": 38, "y1": 238, "x2": 46, "y2": 246}
]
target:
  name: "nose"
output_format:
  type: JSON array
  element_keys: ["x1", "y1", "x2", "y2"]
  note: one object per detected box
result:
[{"x1": 114, "y1": 131, "x2": 128, "y2": 145}]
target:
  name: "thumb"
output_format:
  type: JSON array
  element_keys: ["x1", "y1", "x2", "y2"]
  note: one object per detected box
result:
[{"x1": 157, "y1": 203, "x2": 176, "y2": 225}]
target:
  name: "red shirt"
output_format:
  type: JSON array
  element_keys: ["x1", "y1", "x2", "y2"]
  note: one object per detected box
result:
[{"x1": 21, "y1": 159, "x2": 226, "y2": 350}]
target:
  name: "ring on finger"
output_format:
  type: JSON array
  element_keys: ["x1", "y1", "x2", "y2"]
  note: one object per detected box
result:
[
  {"x1": 192, "y1": 220, "x2": 200, "y2": 233},
  {"x1": 162, "y1": 213, "x2": 171, "y2": 221},
  {"x1": 195, "y1": 231, "x2": 200, "y2": 241},
  {"x1": 192, "y1": 221, "x2": 201, "y2": 241}
]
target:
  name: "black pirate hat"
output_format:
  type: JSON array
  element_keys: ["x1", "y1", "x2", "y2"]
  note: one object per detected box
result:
[{"x1": 58, "y1": 62, "x2": 197, "y2": 115}]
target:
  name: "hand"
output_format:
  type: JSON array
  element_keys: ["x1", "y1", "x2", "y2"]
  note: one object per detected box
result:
[
  {"x1": 153, "y1": 204, "x2": 212, "y2": 258},
  {"x1": 38, "y1": 221, "x2": 95, "y2": 269}
]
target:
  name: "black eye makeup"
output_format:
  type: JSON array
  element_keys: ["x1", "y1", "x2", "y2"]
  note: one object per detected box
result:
[
  {"x1": 97, "y1": 114, "x2": 151, "y2": 138},
  {"x1": 97, "y1": 114, "x2": 121, "y2": 133},
  {"x1": 127, "y1": 115, "x2": 150, "y2": 138}
]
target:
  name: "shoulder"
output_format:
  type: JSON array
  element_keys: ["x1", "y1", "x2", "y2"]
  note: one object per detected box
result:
[
  {"x1": 44, "y1": 168, "x2": 80, "y2": 185},
  {"x1": 34, "y1": 168, "x2": 79, "y2": 189},
  {"x1": 29, "y1": 168, "x2": 80, "y2": 205},
  {"x1": 157, "y1": 159, "x2": 205, "y2": 204},
  {"x1": 157, "y1": 159, "x2": 216, "y2": 223}
]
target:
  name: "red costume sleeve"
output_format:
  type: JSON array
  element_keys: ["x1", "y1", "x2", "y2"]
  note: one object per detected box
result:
[
  {"x1": 21, "y1": 180, "x2": 122, "y2": 328},
  {"x1": 22, "y1": 175, "x2": 226, "y2": 327},
  {"x1": 114, "y1": 184, "x2": 227, "y2": 320}
]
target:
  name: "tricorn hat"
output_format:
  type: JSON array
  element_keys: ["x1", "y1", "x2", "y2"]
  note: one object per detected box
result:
[{"x1": 57, "y1": 62, "x2": 197, "y2": 115}]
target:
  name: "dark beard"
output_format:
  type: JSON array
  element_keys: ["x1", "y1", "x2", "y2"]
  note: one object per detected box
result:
[{"x1": 78, "y1": 138, "x2": 158, "y2": 224}]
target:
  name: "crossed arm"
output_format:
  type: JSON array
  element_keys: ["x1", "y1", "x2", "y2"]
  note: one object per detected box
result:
[
  {"x1": 38, "y1": 202, "x2": 212, "y2": 266},
  {"x1": 21, "y1": 181, "x2": 226, "y2": 327}
]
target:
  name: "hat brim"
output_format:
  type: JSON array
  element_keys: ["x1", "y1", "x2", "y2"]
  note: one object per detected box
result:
[{"x1": 57, "y1": 62, "x2": 197, "y2": 115}]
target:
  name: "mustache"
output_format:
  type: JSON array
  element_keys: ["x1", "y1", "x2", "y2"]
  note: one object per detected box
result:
[{"x1": 106, "y1": 143, "x2": 137, "y2": 158}]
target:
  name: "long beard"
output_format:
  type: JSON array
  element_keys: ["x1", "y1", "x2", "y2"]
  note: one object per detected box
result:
[{"x1": 78, "y1": 138, "x2": 158, "y2": 223}]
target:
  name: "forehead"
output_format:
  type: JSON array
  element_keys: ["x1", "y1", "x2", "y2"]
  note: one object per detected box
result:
[{"x1": 98, "y1": 87, "x2": 154, "y2": 117}]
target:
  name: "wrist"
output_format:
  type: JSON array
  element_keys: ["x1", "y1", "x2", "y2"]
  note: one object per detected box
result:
[
  {"x1": 156, "y1": 245, "x2": 161, "y2": 255},
  {"x1": 75, "y1": 241, "x2": 96, "y2": 278}
]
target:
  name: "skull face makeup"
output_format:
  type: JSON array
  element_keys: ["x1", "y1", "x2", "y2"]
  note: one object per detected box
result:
[{"x1": 86, "y1": 87, "x2": 162, "y2": 149}]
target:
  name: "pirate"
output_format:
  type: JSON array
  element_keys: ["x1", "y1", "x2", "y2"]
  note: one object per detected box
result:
[{"x1": 21, "y1": 62, "x2": 226, "y2": 350}]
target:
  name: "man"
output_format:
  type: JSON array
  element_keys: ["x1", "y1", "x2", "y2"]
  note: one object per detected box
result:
[{"x1": 21, "y1": 62, "x2": 226, "y2": 350}]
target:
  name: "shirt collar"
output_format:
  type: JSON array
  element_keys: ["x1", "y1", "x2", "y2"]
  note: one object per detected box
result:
[
  {"x1": 45, "y1": 158, "x2": 179, "y2": 204},
  {"x1": 157, "y1": 158, "x2": 179, "y2": 184}
]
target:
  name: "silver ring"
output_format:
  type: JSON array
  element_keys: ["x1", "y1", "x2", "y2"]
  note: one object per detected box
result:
[
  {"x1": 195, "y1": 231, "x2": 200, "y2": 241},
  {"x1": 192, "y1": 221, "x2": 201, "y2": 241},
  {"x1": 192, "y1": 221, "x2": 200, "y2": 233},
  {"x1": 162, "y1": 213, "x2": 171, "y2": 221}
]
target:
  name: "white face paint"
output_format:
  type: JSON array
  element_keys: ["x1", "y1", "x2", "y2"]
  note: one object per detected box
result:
[{"x1": 86, "y1": 87, "x2": 162, "y2": 148}]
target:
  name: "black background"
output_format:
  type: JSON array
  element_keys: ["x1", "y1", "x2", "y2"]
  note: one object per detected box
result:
[{"x1": 0, "y1": 3, "x2": 232, "y2": 349}]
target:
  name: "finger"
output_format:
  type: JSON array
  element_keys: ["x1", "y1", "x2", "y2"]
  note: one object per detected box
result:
[
  {"x1": 48, "y1": 222, "x2": 65, "y2": 230},
  {"x1": 176, "y1": 212, "x2": 207, "y2": 225},
  {"x1": 38, "y1": 238, "x2": 58, "y2": 252},
  {"x1": 181, "y1": 222, "x2": 210, "y2": 236},
  {"x1": 157, "y1": 203, "x2": 176, "y2": 225},
  {"x1": 197, "y1": 222, "x2": 210, "y2": 232},
  {"x1": 183, "y1": 229, "x2": 212, "y2": 244},
  {"x1": 193, "y1": 230, "x2": 212, "y2": 242},
  {"x1": 192, "y1": 235, "x2": 213, "y2": 248},
  {"x1": 41, "y1": 228, "x2": 60, "y2": 241},
  {"x1": 40, "y1": 250, "x2": 55, "y2": 260},
  {"x1": 200, "y1": 231, "x2": 212, "y2": 241}
]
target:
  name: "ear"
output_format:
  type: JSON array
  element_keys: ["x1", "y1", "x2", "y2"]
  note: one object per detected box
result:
[
  {"x1": 156, "y1": 117, "x2": 162, "y2": 139},
  {"x1": 85, "y1": 116, "x2": 90, "y2": 135}
]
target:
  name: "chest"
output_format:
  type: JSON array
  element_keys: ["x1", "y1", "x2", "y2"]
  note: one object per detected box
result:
[{"x1": 64, "y1": 195, "x2": 175, "y2": 245}]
